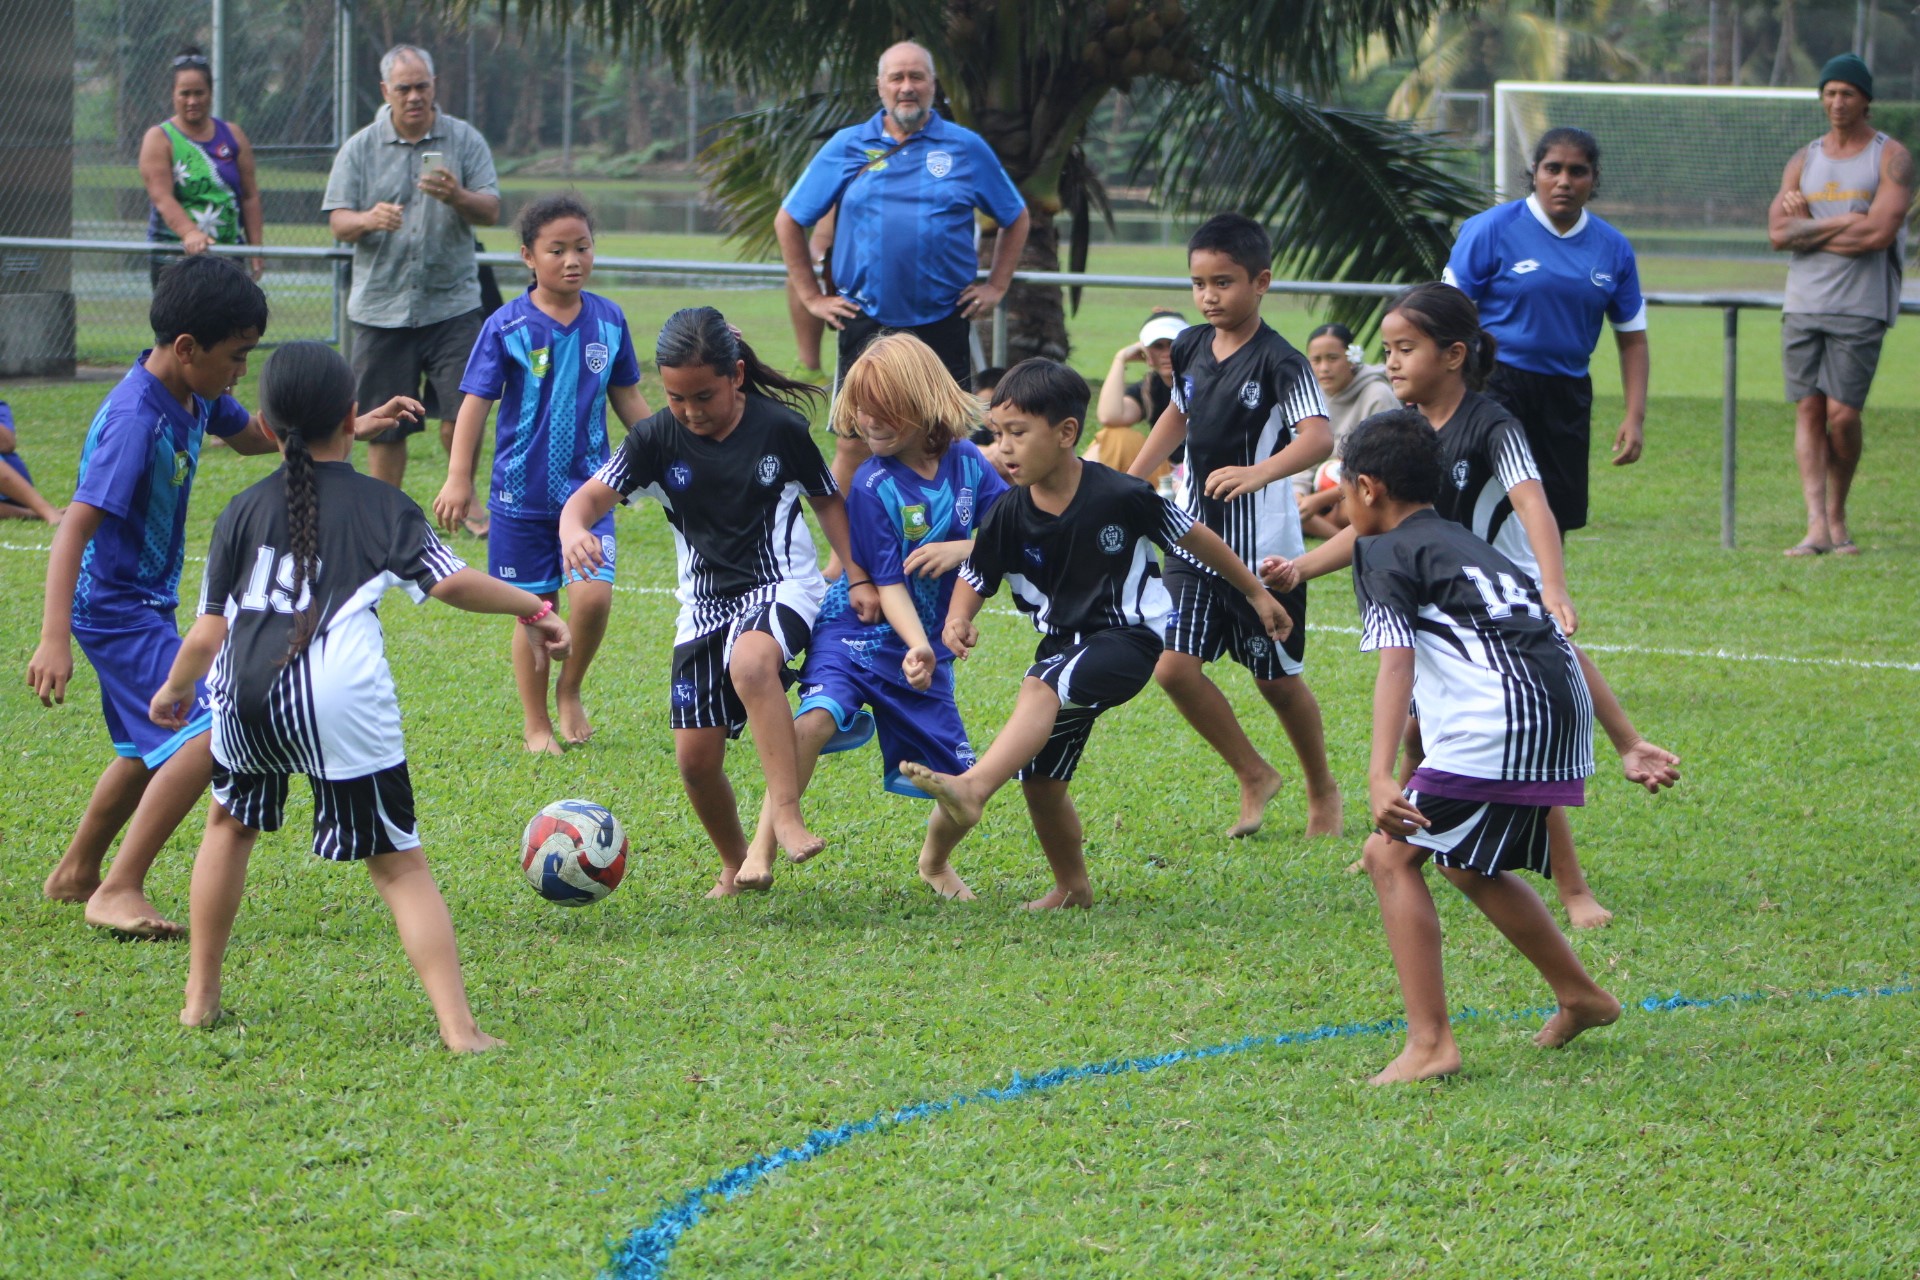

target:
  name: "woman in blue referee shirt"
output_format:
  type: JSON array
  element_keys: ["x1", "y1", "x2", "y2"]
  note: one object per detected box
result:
[{"x1": 1444, "y1": 128, "x2": 1650, "y2": 532}]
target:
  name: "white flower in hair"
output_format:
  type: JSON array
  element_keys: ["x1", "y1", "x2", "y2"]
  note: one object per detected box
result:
[{"x1": 1345, "y1": 343, "x2": 1365, "y2": 366}]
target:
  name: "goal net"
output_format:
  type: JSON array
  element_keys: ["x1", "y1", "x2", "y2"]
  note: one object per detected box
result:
[{"x1": 1493, "y1": 82, "x2": 1820, "y2": 255}]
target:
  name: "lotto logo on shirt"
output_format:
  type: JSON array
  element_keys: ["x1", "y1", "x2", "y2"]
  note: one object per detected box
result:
[
  {"x1": 901, "y1": 505, "x2": 931, "y2": 541},
  {"x1": 1023, "y1": 545, "x2": 1044, "y2": 566},
  {"x1": 585, "y1": 342, "x2": 610, "y2": 374},
  {"x1": 1511, "y1": 259, "x2": 1541, "y2": 276},
  {"x1": 666, "y1": 461, "x2": 693, "y2": 491},
  {"x1": 529, "y1": 347, "x2": 552, "y2": 378}
]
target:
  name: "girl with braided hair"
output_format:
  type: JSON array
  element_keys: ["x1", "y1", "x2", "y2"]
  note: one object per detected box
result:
[{"x1": 151, "y1": 341, "x2": 572, "y2": 1050}]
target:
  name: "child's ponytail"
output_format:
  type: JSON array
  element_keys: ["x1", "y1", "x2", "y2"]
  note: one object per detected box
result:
[
  {"x1": 1385, "y1": 282, "x2": 1500, "y2": 392},
  {"x1": 655, "y1": 306, "x2": 826, "y2": 412},
  {"x1": 258, "y1": 341, "x2": 356, "y2": 665}
]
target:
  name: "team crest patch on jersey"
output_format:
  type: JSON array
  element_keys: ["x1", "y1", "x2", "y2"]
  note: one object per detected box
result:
[
  {"x1": 926, "y1": 150, "x2": 953, "y2": 178},
  {"x1": 1098, "y1": 523, "x2": 1126, "y2": 555},
  {"x1": 171, "y1": 450, "x2": 192, "y2": 486},
  {"x1": 585, "y1": 342, "x2": 610, "y2": 374},
  {"x1": 862, "y1": 147, "x2": 890, "y2": 173},
  {"x1": 1182, "y1": 376, "x2": 1195, "y2": 402},
  {"x1": 954, "y1": 488, "x2": 974, "y2": 527},
  {"x1": 1023, "y1": 544, "x2": 1044, "y2": 566},
  {"x1": 1511, "y1": 259, "x2": 1541, "y2": 276},
  {"x1": 756, "y1": 454, "x2": 781, "y2": 486},
  {"x1": 1239, "y1": 381, "x2": 1262, "y2": 409},
  {"x1": 901, "y1": 504, "x2": 931, "y2": 541},
  {"x1": 600, "y1": 534, "x2": 617, "y2": 565},
  {"x1": 529, "y1": 347, "x2": 552, "y2": 377},
  {"x1": 1590, "y1": 268, "x2": 1614, "y2": 288},
  {"x1": 1246, "y1": 635, "x2": 1270, "y2": 659},
  {"x1": 1452, "y1": 460, "x2": 1471, "y2": 489},
  {"x1": 666, "y1": 461, "x2": 693, "y2": 491},
  {"x1": 671, "y1": 680, "x2": 697, "y2": 708}
]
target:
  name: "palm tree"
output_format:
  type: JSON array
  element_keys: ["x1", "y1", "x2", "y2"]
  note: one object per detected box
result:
[
  {"x1": 450, "y1": 1, "x2": 1485, "y2": 358},
  {"x1": 1370, "y1": 1, "x2": 1641, "y2": 124}
]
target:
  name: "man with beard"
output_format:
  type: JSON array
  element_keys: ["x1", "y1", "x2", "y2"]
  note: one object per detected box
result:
[{"x1": 776, "y1": 41, "x2": 1031, "y2": 493}]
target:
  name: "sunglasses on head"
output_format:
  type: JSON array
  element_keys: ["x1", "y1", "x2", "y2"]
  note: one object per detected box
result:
[{"x1": 172, "y1": 54, "x2": 210, "y2": 68}]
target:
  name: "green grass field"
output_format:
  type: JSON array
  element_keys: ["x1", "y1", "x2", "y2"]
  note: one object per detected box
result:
[{"x1": 3, "y1": 306, "x2": 1919, "y2": 1275}]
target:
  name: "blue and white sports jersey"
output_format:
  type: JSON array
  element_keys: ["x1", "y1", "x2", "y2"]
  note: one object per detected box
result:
[
  {"x1": 782, "y1": 111, "x2": 1028, "y2": 329},
  {"x1": 459, "y1": 289, "x2": 641, "y2": 517},
  {"x1": 815, "y1": 439, "x2": 1009, "y2": 662},
  {"x1": 1444, "y1": 196, "x2": 1647, "y2": 379},
  {"x1": 71, "y1": 356, "x2": 251, "y2": 626}
]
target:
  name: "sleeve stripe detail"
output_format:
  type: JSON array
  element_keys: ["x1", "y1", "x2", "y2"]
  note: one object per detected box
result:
[
  {"x1": 1359, "y1": 601, "x2": 1417, "y2": 652},
  {"x1": 1611, "y1": 300, "x2": 1649, "y2": 332},
  {"x1": 1492, "y1": 431, "x2": 1541, "y2": 491}
]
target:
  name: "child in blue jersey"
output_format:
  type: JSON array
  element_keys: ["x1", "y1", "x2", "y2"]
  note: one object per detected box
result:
[
  {"x1": 27, "y1": 256, "x2": 420, "y2": 936},
  {"x1": 736, "y1": 333, "x2": 1008, "y2": 896},
  {"x1": 435, "y1": 195, "x2": 649, "y2": 754},
  {"x1": 0, "y1": 398, "x2": 64, "y2": 524}
]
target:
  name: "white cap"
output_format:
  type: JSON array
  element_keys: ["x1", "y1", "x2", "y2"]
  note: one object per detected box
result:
[{"x1": 1138, "y1": 314, "x2": 1188, "y2": 347}]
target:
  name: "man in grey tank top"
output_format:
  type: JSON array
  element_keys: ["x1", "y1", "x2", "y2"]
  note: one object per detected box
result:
[{"x1": 1767, "y1": 53, "x2": 1912, "y2": 557}]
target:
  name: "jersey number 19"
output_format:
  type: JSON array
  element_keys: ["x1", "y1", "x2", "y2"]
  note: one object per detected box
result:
[{"x1": 239, "y1": 544, "x2": 317, "y2": 614}]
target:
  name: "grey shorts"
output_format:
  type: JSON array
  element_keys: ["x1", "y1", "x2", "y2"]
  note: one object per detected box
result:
[
  {"x1": 350, "y1": 308, "x2": 485, "y2": 440},
  {"x1": 1782, "y1": 312, "x2": 1887, "y2": 410}
]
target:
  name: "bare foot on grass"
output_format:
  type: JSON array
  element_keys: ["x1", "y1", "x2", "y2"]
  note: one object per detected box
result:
[
  {"x1": 1562, "y1": 891, "x2": 1614, "y2": 930},
  {"x1": 705, "y1": 874, "x2": 743, "y2": 899},
  {"x1": 734, "y1": 843, "x2": 776, "y2": 892},
  {"x1": 1533, "y1": 991, "x2": 1621, "y2": 1049},
  {"x1": 557, "y1": 695, "x2": 594, "y2": 745},
  {"x1": 43, "y1": 860, "x2": 101, "y2": 903},
  {"x1": 84, "y1": 887, "x2": 182, "y2": 939},
  {"x1": 179, "y1": 1000, "x2": 222, "y2": 1028},
  {"x1": 1368, "y1": 1041, "x2": 1462, "y2": 1085},
  {"x1": 1227, "y1": 767, "x2": 1282, "y2": 838},
  {"x1": 918, "y1": 858, "x2": 976, "y2": 901},
  {"x1": 443, "y1": 1028, "x2": 507, "y2": 1054},
  {"x1": 772, "y1": 810, "x2": 825, "y2": 863},
  {"x1": 1306, "y1": 785, "x2": 1345, "y2": 838},
  {"x1": 1024, "y1": 886, "x2": 1093, "y2": 911},
  {"x1": 523, "y1": 729, "x2": 566, "y2": 757},
  {"x1": 900, "y1": 763, "x2": 985, "y2": 831}
]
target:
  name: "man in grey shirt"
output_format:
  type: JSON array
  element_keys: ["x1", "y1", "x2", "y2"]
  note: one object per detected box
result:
[
  {"x1": 1767, "y1": 53, "x2": 1912, "y2": 557},
  {"x1": 322, "y1": 44, "x2": 500, "y2": 507}
]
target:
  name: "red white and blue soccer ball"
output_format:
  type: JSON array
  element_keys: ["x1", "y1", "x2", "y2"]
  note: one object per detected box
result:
[{"x1": 520, "y1": 799, "x2": 629, "y2": 906}]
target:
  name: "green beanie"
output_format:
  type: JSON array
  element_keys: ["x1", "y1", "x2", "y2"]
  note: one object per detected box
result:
[{"x1": 1818, "y1": 52, "x2": 1873, "y2": 100}]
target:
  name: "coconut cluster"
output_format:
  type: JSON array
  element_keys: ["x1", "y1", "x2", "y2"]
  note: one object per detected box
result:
[{"x1": 1080, "y1": 0, "x2": 1201, "y2": 90}]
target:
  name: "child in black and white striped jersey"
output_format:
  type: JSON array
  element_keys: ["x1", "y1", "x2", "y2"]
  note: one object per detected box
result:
[{"x1": 150, "y1": 341, "x2": 572, "y2": 1052}]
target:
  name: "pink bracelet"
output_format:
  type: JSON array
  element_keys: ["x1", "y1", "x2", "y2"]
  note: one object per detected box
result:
[{"x1": 518, "y1": 600, "x2": 554, "y2": 626}]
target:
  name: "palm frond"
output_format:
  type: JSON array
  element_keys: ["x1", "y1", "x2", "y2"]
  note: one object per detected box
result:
[
  {"x1": 699, "y1": 88, "x2": 872, "y2": 258},
  {"x1": 1137, "y1": 73, "x2": 1483, "y2": 335}
]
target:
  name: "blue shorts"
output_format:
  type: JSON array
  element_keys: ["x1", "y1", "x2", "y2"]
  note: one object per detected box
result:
[
  {"x1": 72, "y1": 615, "x2": 209, "y2": 769},
  {"x1": 797, "y1": 637, "x2": 975, "y2": 798},
  {"x1": 1, "y1": 451, "x2": 30, "y2": 486},
  {"x1": 488, "y1": 509, "x2": 615, "y2": 594}
]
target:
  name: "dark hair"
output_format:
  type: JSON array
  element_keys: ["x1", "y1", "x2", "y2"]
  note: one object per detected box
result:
[
  {"x1": 969, "y1": 426, "x2": 997, "y2": 447},
  {"x1": 151, "y1": 254, "x2": 269, "y2": 349},
  {"x1": 1530, "y1": 128, "x2": 1601, "y2": 183},
  {"x1": 654, "y1": 307, "x2": 824, "y2": 411},
  {"x1": 1342, "y1": 410, "x2": 1443, "y2": 505},
  {"x1": 989, "y1": 358, "x2": 1090, "y2": 443},
  {"x1": 966, "y1": 366, "x2": 1007, "y2": 395},
  {"x1": 1384, "y1": 282, "x2": 1498, "y2": 390},
  {"x1": 1307, "y1": 322, "x2": 1356, "y2": 345},
  {"x1": 516, "y1": 193, "x2": 595, "y2": 247},
  {"x1": 258, "y1": 342, "x2": 356, "y2": 665},
  {"x1": 1187, "y1": 213, "x2": 1272, "y2": 277},
  {"x1": 171, "y1": 46, "x2": 212, "y2": 91}
]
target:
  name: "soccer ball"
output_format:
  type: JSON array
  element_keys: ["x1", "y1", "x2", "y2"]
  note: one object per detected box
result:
[
  {"x1": 520, "y1": 799, "x2": 629, "y2": 906},
  {"x1": 1314, "y1": 458, "x2": 1343, "y2": 492}
]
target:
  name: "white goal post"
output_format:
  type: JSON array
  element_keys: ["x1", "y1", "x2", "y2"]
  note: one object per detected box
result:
[{"x1": 1493, "y1": 82, "x2": 1820, "y2": 238}]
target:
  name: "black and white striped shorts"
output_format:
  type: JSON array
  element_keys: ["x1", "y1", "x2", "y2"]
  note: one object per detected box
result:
[
  {"x1": 1015, "y1": 625, "x2": 1161, "y2": 783},
  {"x1": 1395, "y1": 789, "x2": 1551, "y2": 879},
  {"x1": 669, "y1": 581, "x2": 817, "y2": 734},
  {"x1": 1162, "y1": 559, "x2": 1306, "y2": 680},
  {"x1": 212, "y1": 761, "x2": 420, "y2": 862}
]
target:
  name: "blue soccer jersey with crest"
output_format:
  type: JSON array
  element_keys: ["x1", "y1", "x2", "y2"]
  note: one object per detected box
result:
[
  {"x1": 815, "y1": 439, "x2": 1008, "y2": 663},
  {"x1": 1444, "y1": 196, "x2": 1647, "y2": 379},
  {"x1": 459, "y1": 289, "x2": 641, "y2": 517},
  {"x1": 70, "y1": 356, "x2": 251, "y2": 626}
]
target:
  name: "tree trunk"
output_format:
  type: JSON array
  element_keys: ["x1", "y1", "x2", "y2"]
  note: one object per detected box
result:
[
  {"x1": 976, "y1": 205, "x2": 1068, "y2": 366},
  {"x1": 1768, "y1": 0, "x2": 1795, "y2": 87}
]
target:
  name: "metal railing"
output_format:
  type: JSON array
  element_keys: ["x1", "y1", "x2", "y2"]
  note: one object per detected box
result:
[{"x1": 5, "y1": 234, "x2": 1915, "y2": 551}]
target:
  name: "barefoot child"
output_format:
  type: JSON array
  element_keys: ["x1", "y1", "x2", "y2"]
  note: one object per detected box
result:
[
  {"x1": 27, "y1": 256, "x2": 418, "y2": 937},
  {"x1": 1268, "y1": 284, "x2": 1679, "y2": 927},
  {"x1": 903, "y1": 359, "x2": 1291, "y2": 909},
  {"x1": 560, "y1": 308, "x2": 856, "y2": 896},
  {"x1": 1128, "y1": 214, "x2": 1343, "y2": 840},
  {"x1": 434, "y1": 194, "x2": 649, "y2": 754},
  {"x1": 1337, "y1": 412, "x2": 1623, "y2": 1084},
  {"x1": 737, "y1": 333, "x2": 1008, "y2": 896},
  {"x1": 150, "y1": 342, "x2": 569, "y2": 1051},
  {"x1": 0, "y1": 399, "x2": 64, "y2": 524}
]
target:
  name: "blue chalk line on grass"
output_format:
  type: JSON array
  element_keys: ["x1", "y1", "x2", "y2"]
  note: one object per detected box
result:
[{"x1": 602, "y1": 981, "x2": 1912, "y2": 1279}]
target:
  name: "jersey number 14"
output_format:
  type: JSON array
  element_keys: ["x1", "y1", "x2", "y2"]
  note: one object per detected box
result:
[
  {"x1": 1461, "y1": 565, "x2": 1540, "y2": 620},
  {"x1": 239, "y1": 545, "x2": 317, "y2": 614}
]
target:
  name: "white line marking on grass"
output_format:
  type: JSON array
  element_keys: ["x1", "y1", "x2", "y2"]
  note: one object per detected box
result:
[{"x1": 5, "y1": 544, "x2": 1912, "y2": 674}]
